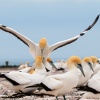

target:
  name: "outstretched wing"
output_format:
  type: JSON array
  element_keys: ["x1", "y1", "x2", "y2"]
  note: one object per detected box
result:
[
  {"x1": 49, "y1": 14, "x2": 100, "y2": 52},
  {"x1": 0, "y1": 25, "x2": 37, "y2": 58}
]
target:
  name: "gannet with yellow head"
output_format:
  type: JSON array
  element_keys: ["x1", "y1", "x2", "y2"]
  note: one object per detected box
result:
[
  {"x1": 0, "y1": 56, "x2": 47, "y2": 93},
  {"x1": 90, "y1": 56, "x2": 98, "y2": 69},
  {"x1": 0, "y1": 15, "x2": 99, "y2": 71},
  {"x1": 33, "y1": 56, "x2": 85, "y2": 100},
  {"x1": 77, "y1": 57, "x2": 94, "y2": 87},
  {"x1": 90, "y1": 56, "x2": 100, "y2": 74},
  {"x1": 78, "y1": 57, "x2": 100, "y2": 99},
  {"x1": 18, "y1": 62, "x2": 29, "y2": 70}
]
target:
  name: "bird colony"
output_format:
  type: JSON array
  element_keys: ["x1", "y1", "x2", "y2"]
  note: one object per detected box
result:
[{"x1": 0, "y1": 14, "x2": 100, "y2": 100}]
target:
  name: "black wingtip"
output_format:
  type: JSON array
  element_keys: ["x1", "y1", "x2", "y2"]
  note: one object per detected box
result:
[
  {"x1": 2, "y1": 25, "x2": 7, "y2": 27},
  {"x1": 85, "y1": 14, "x2": 100, "y2": 31},
  {"x1": 80, "y1": 33, "x2": 85, "y2": 36}
]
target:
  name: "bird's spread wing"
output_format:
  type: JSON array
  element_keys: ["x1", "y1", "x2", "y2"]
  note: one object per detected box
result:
[
  {"x1": 49, "y1": 14, "x2": 100, "y2": 52},
  {"x1": 0, "y1": 25, "x2": 37, "y2": 58},
  {"x1": 50, "y1": 35, "x2": 80, "y2": 52}
]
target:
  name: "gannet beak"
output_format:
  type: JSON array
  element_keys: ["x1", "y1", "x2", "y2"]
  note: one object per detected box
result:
[
  {"x1": 97, "y1": 60, "x2": 100, "y2": 64},
  {"x1": 48, "y1": 61, "x2": 57, "y2": 70},
  {"x1": 77, "y1": 64, "x2": 85, "y2": 77},
  {"x1": 87, "y1": 62, "x2": 94, "y2": 72},
  {"x1": 45, "y1": 67, "x2": 50, "y2": 72}
]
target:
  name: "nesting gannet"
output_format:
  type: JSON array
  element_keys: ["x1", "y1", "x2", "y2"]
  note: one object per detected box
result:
[
  {"x1": 77, "y1": 70, "x2": 100, "y2": 99},
  {"x1": 54, "y1": 60, "x2": 65, "y2": 71},
  {"x1": 32, "y1": 56, "x2": 85, "y2": 100},
  {"x1": 18, "y1": 62, "x2": 29, "y2": 70},
  {"x1": 93, "y1": 58, "x2": 100, "y2": 74},
  {"x1": 0, "y1": 15, "x2": 99, "y2": 65},
  {"x1": 27, "y1": 57, "x2": 56, "y2": 74},
  {"x1": 89, "y1": 56, "x2": 98, "y2": 75},
  {"x1": 77, "y1": 56, "x2": 100, "y2": 99},
  {"x1": 77, "y1": 57, "x2": 93, "y2": 87},
  {"x1": 0, "y1": 56, "x2": 47, "y2": 93}
]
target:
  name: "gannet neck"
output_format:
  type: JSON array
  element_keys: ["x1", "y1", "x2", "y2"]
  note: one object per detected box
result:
[
  {"x1": 90, "y1": 56, "x2": 98, "y2": 68},
  {"x1": 82, "y1": 57, "x2": 93, "y2": 71},
  {"x1": 35, "y1": 56, "x2": 42, "y2": 68}
]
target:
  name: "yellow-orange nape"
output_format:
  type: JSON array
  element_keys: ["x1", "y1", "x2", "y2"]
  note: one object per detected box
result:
[
  {"x1": 29, "y1": 70, "x2": 36, "y2": 74},
  {"x1": 35, "y1": 56, "x2": 43, "y2": 68},
  {"x1": 90, "y1": 56, "x2": 98, "y2": 63},
  {"x1": 67, "y1": 56, "x2": 82, "y2": 69},
  {"x1": 39, "y1": 38, "x2": 47, "y2": 49},
  {"x1": 83, "y1": 57, "x2": 92, "y2": 63},
  {"x1": 47, "y1": 58, "x2": 52, "y2": 62}
]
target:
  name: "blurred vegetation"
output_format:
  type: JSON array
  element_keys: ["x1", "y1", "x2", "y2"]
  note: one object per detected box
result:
[{"x1": 0, "y1": 61, "x2": 19, "y2": 68}]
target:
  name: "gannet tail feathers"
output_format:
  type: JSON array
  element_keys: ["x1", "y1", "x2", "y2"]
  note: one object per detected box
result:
[
  {"x1": 77, "y1": 85, "x2": 100, "y2": 94},
  {"x1": 0, "y1": 73, "x2": 20, "y2": 86}
]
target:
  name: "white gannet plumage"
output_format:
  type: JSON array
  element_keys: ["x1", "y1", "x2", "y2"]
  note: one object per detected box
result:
[
  {"x1": 77, "y1": 57, "x2": 93, "y2": 87},
  {"x1": 93, "y1": 58, "x2": 100, "y2": 74},
  {"x1": 32, "y1": 56, "x2": 85, "y2": 100},
  {"x1": 0, "y1": 56, "x2": 47, "y2": 93},
  {"x1": 0, "y1": 15, "x2": 99, "y2": 65},
  {"x1": 78, "y1": 69, "x2": 100, "y2": 99},
  {"x1": 18, "y1": 62, "x2": 29, "y2": 70}
]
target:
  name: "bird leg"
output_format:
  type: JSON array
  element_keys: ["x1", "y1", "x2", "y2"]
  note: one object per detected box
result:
[
  {"x1": 56, "y1": 96, "x2": 59, "y2": 100},
  {"x1": 63, "y1": 95, "x2": 66, "y2": 100}
]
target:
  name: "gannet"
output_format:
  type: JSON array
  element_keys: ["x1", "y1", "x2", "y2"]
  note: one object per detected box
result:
[
  {"x1": 0, "y1": 56, "x2": 47, "y2": 93},
  {"x1": 77, "y1": 57, "x2": 93, "y2": 87},
  {"x1": 18, "y1": 62, "x2": 29, "y2": 70},
  {"x1": 90, "y1": 56, "x2": 98, "y2": 75},
  {"x1": 0, "y1": 15, "x2": 99, "y2": 66},
  {"x1": 32, "y1": 56, "x2": 85, "y2": 100},
  {"x1": 54, "y1": 60, "x2": 65, "y2": 71},
  {"x1": 78, "y1": 69, "x2": 100, "y2": 99},
  {"x1": 93, "y1": 58, "x2": 100, "y2": 74},
  {"x1": 27, "y1": 57, "x2": 56, "y2": 74}
]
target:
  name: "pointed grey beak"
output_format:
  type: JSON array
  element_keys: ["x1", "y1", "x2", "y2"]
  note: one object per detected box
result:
[
  {"x1": 48, "y1": 61, "x2": 58, "y2": 70},
  {"x1": 77, "y1": 64, "x2": 85, "y2": 77},
  {"x1": 87, "y1": 62, "x2": 94, "y2": 72},
  {"x1": 45, "y1": 67, "x2": 50, "y2": 72},
  {"x1": 97, "y1": 60, "x2": 100, "y2": 64}
]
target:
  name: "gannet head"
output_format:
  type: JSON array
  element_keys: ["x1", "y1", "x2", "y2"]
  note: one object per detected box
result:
[
  {"x1": 26, "y1": 62, "x2": 29, "y2": 65},
  {"x1": 83, "y1": 57, "x2": 94, "y2": 72},
  {"x1": 18, "y1": 63, "x2": 27, "y2": 70},
  {"x1": 97, "y1": 59, "x2": 100, "y2": 64},
  {"x1": 57, "y1": 60, "x2": 61, "y2": 62},
  {"x1": 47, "y1": 58, "x2": 57, "y2": 69},
  {"x1": 35, "y1": 56, "x2": 42, "y2": 68},
  {"x1": 90, "y1": 56, "x2": 98, "y2": 68},
  {"x1": 67, "y1": 56, "x2": 85, "y2": 77},
  {"x1": 39, "y1": 38, "x2": 47, "y2": 49}
]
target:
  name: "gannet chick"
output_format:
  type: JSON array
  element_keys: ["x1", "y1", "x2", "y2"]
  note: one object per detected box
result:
[
  {"x1": 33, "y1": 56, "x2": 85, "y2": 100},
  {"x1": 77, "y1": 57, "x2": 93, "y2": 87}
]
